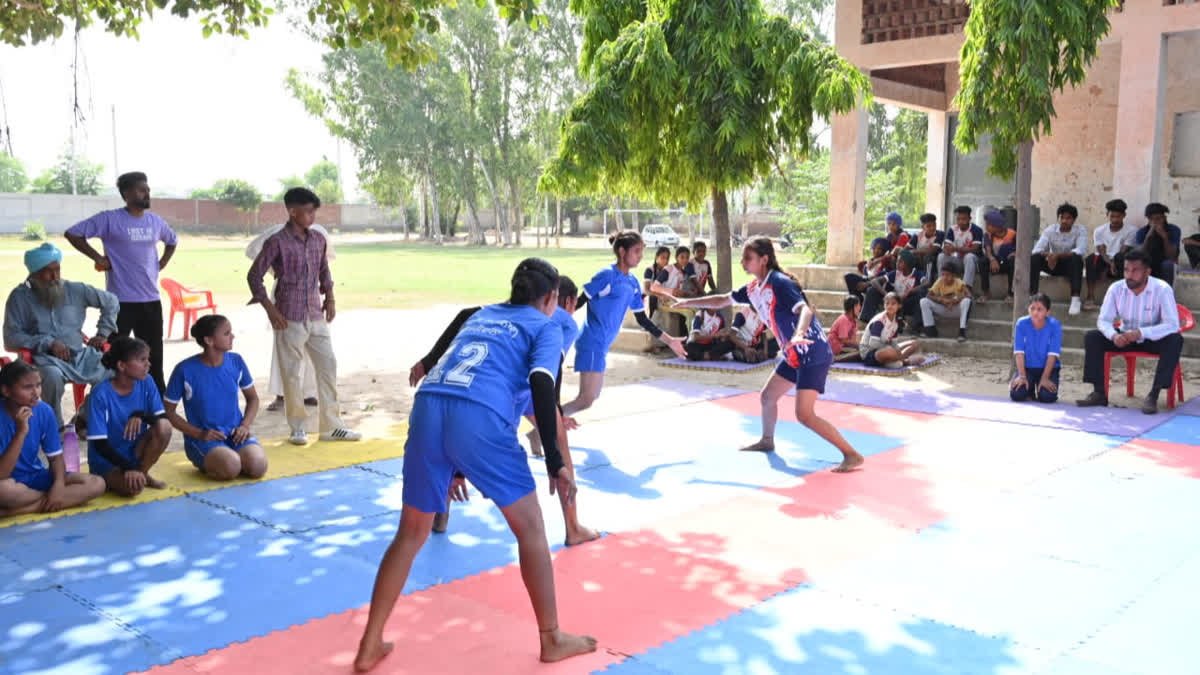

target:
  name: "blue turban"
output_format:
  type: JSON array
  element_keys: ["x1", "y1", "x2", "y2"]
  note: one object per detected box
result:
[
  {"x1": 24, "y1": 242, "x2": 63, "y2": 274},
  {"x1": 983, "y1": 210, "x2": 1006, "y2": 228},
  {"x1": 886, "y1": 212, "x2": 903, "y2": 228}
]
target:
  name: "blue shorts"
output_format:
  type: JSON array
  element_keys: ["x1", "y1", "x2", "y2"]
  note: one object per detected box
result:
[
  {"x1": 12, "y1": 469, "x2": 53, "y2": 492},
  {"x1": 402, "y1": 394, "x2": 536, "y2": 513},
  {"x1": 185, "y1": 436, "x2": 261, "y2": 471},
  {"x1": 573, "y1": 347, "x2": 607, "y2": 373},
  {"x1": 775, "y1": 358, "x2": 832, "y2": 394},
  {"x1": 88, "y1": 437, "x2": 141, "y2": 478},
  {"x1": 863, "y1": 349, "x2": 883, "y2": 367}
]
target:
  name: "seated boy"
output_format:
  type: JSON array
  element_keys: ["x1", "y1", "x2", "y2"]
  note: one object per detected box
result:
[
  {"x1": 829, "y1": 296, "x2": 861, "y2": 362},
  {"x1": 691, "y1": 241, "x2": 718, "y2": 293},
  {"x1": 980, "y1": 209, "x2": 1015, "y2": 302},
  {"x1": 684, "y1": 309, "x2": 735, "y2": 361},
  {"x1": 844, "y1": 237, "x2": 893, "y2": 297},
  {"x1": 919, "y1": 261, "x2": 973, "y2": 343},
  {"x1": 860, "y1": 250, "x2": 928, "y2": 331},
  {"x1": 911, "y1": 213, "x2": 944, "y2": 279},
  {"x1": 1086, "y1": 199, "x2": 1135, "y2": 309}
]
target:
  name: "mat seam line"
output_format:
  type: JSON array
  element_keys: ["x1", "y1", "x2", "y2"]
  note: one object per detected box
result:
[{"x1": 56, "y1": 584, "x2": 188, "y2": 665}]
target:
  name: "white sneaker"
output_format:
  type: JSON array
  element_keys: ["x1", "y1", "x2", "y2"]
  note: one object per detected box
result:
[
  {"x1": 1069, "y1": 296, "x2": 1081, "y2": 316},
  {"x1": 320, "y1": 428, "x2": 362, "y2": 442},
  {"x1": 288, "y1": 428, "x2": 308, "y2": 445}
]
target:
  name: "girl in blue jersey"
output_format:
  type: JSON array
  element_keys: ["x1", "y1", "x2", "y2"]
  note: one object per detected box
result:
[
  {"x1": 673, "y1": 237, "x2": 865, "y2": 472},
  {"x1": 563, "y1": 230, "x2": 686, "y2": 416},
  {"x1": 85, "y1": 337, "x2": 173, "y2": 496},
  {"x1": 355, "y1": 259, "x2": 597, "y2": 672},
  {"x1": 0, "y1": 361, "x2": 105, "y2": 517},
  {"x1": 163, "y1": 315, "x2": 267, "y2": 481}
]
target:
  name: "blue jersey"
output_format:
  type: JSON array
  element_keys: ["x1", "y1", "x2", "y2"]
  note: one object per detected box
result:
[
  {"x1": 165, "y1": 352, "x2": 255, "y2": 435},
  {"x1": 1, "y1": 401, "x2": 62, "y2": 484},
  {"x1": 576, "y1": 265, "x2": 645, "y2": 352},
  {"x1": 732, "y1": 270, "x2": 831, "y2": 366},
  {"x1": 551, "y1": 306, "x2": 580, "y2": 356},
  {"x1": 1013, "y1": 316, "x2": 1063, "y2": 370},
  {"x1": 419, "y1": 303, "x2": 562, "y2": 423},
  {"x1": 86, "y1": 377, "x2": 165, "y2": 466}
]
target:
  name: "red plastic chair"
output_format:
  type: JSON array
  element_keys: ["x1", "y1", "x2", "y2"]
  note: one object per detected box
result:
[
  {"x1": 1104, "y1": 304, "x2": 1195, "y2": 409},
  {"x1": 6, "y1": 335, "x2": 109, "y2": 409},
  {"x1": 160, "y1": 278, "x2": 218, "y2": 339}
]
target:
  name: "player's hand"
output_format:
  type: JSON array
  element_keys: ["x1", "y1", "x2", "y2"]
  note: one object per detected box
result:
[
  {"x1": 14, "y1": 406, "x2": 32, "y2": 433},
  {"x1": 124, "y1": 470, "x2": 147, "y2": 494},
  {"x1": 42, "y1": 483, "x2": 66, "y2": 512},
  {"x1": 87, "y1": 334, "x2": 107, "y2": 350},
  {"x1": 549, "y1": 467, "x2": 577, "y2": 506},
  {"x1": 408, "y1": 361, "x2": 426, "y2": 387},
  {"x1": 267, "y1": 308, "x2": 288, "y2": 331},
  {"x1": 990, "y1": 260, "x2": 1000, "y2": 274},
  {"x1": 323, "y1": 297, "x2": 336, "y2": 323},
  {"x1": 665, "y1": 335, "x2": 687, "y2": 359},
  {"x1": 1039, "y1": 377, "x2": 1058, "y2": 394},
  {"x1": 1010, "y1": 375, "x2": 1028, "y2": 391},
  {"x1": 1113, "y1": 332, "x2": 1131, "y2": 348},
  {"x1": 448, "y1": 475, "x2": 470, "y2": 502},
  {"x1": 230, "y1": 425, "x2": 251, "y2": 445},
  {"x1": 49, "y1": 340, "x2": 71, "y2": 360},
  {"x1": 563, "y1": 416, "x2": 580, "y2": 431},
  {"x1": 123, "y1": 416, "x2": 144, "y2": 441},
  {"x1": 196, "y1": 429, "x2": 225, "y2": 442},
  {"x1": 94, "y1": 256, "x2": 112, "y2": 272}
]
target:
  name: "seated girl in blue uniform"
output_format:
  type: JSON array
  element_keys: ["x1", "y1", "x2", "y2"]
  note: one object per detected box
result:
[
  {"x1": 410, "y1": 276, "x2": 599, "y2": 546},
  {"x1": 164, "y1": 315, "x2": 267, "y2": 481},
  {"x1": 85, "y1": 337, "x2": 173, "y2": 497},
  {"x1": 563, "y1": 230, "x2": 686, "y2": 416},
  {"x1": 355, "y1": 258, "x2": 596, "y2": 672},
  {"x1": 1010, "y1": 293, "x2": 1063, "y2": 403},
  {"x1": 673, "y1": 237, "x2": 865, "y2": 472},
  {"x1": 0, "y1": 361, "x2": 105, "y2": 517}
]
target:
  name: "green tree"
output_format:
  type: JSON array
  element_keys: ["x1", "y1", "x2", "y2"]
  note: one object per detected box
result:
[
  {"x1": 2, "y1": 0, "x2": 540, "y2": 69},
  {"x1": 192, "y1": 178, "x2": 263, "y2": 233},
  {"x1": 30, "y1": 150, "x2": 104, "y2": 195},
  {"x1": 954, "y1": 0, "x2": 1120, "y2": 321},
  {"x1": 275, "y1": 159, "x2": 345, "y2": 204},
  {"x1": 539, "y1": 0, "x2": 870, "y2": 292},
  {"x1": 870, "y1": 107, "x2": 927, "y2": 224},
  {"x1": 0, "y1": 153, "x2": 29, "y2": 192}
]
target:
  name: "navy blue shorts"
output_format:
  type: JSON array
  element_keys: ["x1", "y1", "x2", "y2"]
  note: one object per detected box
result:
[
  {"x1": 862, "y1": 349, "x2": 883, "y2": 367},
  {"x1": 402, "y1": 394, "x2": 535, "y2": 513},
  {"x1": 775, "y1": 358, "x2": 832, "y2": 394},
  {"x1": 13, "y1": 468, "x2": 53, "y2": 492},
  {"x1": 573, "y1": 347, "x2": 607, "y2": 373},
  {"x1": 185, "y1": 436, "x2": 261, "y2": 471}
]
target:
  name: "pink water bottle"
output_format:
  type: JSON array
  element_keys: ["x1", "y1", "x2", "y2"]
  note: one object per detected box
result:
[{"x1": 62, "y1": 423, "x2": 80, "y2": 472}]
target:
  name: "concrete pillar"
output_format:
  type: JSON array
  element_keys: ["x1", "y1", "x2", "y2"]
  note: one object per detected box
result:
[
  {"x1": 1112, "y1": 31, "x2": 1167, "y2": 229},
  {"x1": 827, "y1": 107, "x2": 869, "y2": 266},
  {"x1": 925, "y1": 111, "x2": 949, "y2": 220}
]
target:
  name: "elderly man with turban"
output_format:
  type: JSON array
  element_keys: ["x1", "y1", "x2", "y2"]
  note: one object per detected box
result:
[{"x1": 3, "y1": 243, "x2": 119, "y2": 428}]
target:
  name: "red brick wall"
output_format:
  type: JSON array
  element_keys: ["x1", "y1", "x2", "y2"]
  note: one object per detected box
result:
[{"x1": 151, "y1": 198, "x2": 343, "y2": 234}]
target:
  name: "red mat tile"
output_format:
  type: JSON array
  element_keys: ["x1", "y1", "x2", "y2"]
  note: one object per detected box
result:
[
  {"x1": 713, "y1": 392, "x2": 937, "y2": 439},
  {"x1": 441, "y1": 529, "x2": 791, "y2": 656},
  {"x1": 138, "y1": 591, "x2": 622, "y2": 675},
  {"x1": 1098, "y1": 438, "x2": 1200, "y2": 481}
]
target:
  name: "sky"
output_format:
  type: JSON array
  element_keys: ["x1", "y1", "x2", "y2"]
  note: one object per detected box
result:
[{"x1": 0, "y1": 11, "x2": 362, "y2": 200}]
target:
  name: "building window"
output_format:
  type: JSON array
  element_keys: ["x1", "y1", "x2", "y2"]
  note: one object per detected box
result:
[{"x1": 1170, "y1": 111, "x2": 1200, "y2": 178}]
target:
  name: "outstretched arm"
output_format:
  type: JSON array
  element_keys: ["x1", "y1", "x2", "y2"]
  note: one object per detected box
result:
[{"x1": 672, "y1": 292, "x2": 734, "y2": 310}]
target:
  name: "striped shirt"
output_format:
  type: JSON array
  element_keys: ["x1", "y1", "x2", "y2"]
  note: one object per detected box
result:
[
  {"x1": 1097, "y1": 276, "x2": 1179, "y2": 342},
  {"x1": 247, "y1": 224, "x2": 334, "y2": 322}
]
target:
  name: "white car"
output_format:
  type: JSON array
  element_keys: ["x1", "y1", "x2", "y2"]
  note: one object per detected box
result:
[{"x1": 642, "y1": 224, "x2": 680, "y2": 248}]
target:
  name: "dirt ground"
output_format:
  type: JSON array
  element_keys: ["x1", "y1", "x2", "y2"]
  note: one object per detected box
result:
[{"x1": 81, "y1": 303, "x2": 1193, "y2": 459}]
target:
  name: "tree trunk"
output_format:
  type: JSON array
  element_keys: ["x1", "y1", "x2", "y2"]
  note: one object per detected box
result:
[
  {"x1": 426, "y1": 163, "x2": 442, "y2": 244},
  {"x1": 555, "y1": 197, "x2": 562, "y2": 248},
  {"x1": 712, "y1": 187, "x2": 732, "y2": 293},
  {"x1": 511, "y1": 179, "x2": 522, "y2": 246},
  {"x1": 419, "y1": 179, "x2": 429, "y2": 239},
  {"x1": 399, "y1": 199, "x2": 409, "y2": 240},
  {"x1": 478, "y1": 157, "x2": 506, "y2": 246},
  {"x1": 1011, "y1": 140, "x2": 1035, "y2": 325}
]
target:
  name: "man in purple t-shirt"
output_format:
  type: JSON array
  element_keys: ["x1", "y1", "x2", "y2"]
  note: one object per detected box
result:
[{"x1": 65, "y1": 172, "x2": 178, "y2": 392}]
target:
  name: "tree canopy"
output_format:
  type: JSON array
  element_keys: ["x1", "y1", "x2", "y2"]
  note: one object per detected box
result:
[
  {"x1": 190, "y1": 177, "x2": 263, "y2": 211},
  {"x1": 540, "y1": 0, "x2": 870, "y2": 291},
  {"x1": 0, "y1": 154, "x2": 28, "y2": 193},
  {"x1": 30, "y1": 148, "x2": 104, "y2": 195},
  {"x1": 277, "y1": 159, "x2": 344, "y2": 204}
]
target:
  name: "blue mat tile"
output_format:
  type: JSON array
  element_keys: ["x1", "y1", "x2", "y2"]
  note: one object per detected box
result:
[
  {"x1": 594, "y1": 657, "x2": 674, "y2": 674},
  {"x1": 1138, "y1": 414, "x2": 1200, "y2": 445},
  {"x1": 195, "y1": 466, "x2": 403, "y2": 532},
  {"x1": 356, "y1": 457, "x2": 405, "y2": 476},
  {"x1": 635, "y1": 585, "x2": 1042, "y2": 674},
  {"x1": 0, "y1": 586, "x2": 174, "y2": 675}
]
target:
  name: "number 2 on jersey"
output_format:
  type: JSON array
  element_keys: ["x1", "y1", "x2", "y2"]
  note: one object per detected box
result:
[{"x1": 426, "y1": 341, "x2": 489, "y2": 387}]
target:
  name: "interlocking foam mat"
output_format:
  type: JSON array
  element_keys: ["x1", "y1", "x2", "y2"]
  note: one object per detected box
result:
[
  {"x1": 657, "y1": 356, "x2": 780, "y2": 372},
  {"x1": 3, "y1": 378, "x2": 1199, "y2": 674},
  {"x1": 828, "y1": 353, "x2": 942, "y2": 376}
]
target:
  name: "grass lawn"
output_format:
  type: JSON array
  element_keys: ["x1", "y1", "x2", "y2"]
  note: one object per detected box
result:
[{"x1": 0, "y1": 235, "x2": 793, "y2": 310}]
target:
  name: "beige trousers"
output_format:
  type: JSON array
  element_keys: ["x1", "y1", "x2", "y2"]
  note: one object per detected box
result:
[{"x1": 275, "y1": 319, "x2": 344, "y2": 433}]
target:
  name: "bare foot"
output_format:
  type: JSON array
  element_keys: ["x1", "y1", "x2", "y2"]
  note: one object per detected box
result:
[
  {"x1": 539, "y1": 629, "x2": 598, "y2": 663},
  {"x1": 145, "y1": 475, "x2": 167, "y2": 489},
  {"x1": 739, "y1": 439, "x2": 775, "y2": 453},
  {"x1": 526, "y1": 429, "x2": 544, "y2": 458},
  {"x1": 904, "y1": 355, "x2": 926, "y2": 366},
  {"x1": 354, "y1": 640, "x2": 394, "y2": 672},
  {"x1": 565, "y1": 526, "x2": 602, "y2": 547},
  {"x1": 832, "y1": 452, "x2": 865, "y2": 473}
]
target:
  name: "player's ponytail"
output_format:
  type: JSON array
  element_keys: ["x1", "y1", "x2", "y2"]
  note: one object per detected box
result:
[
  {"x1": 510, "y1": 258, "x2": 561, "y2": 306},
  {"x1": 744, "y1": 236, "x2": 802, "y2": 287},
  {"x1": 610, "y1": 229, "x2": 643, "y2": 257}
]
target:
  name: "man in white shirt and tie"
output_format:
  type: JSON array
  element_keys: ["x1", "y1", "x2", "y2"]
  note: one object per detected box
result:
[{"x1": 1076, "y1": 249, "x2": 1183, "y2": 414}]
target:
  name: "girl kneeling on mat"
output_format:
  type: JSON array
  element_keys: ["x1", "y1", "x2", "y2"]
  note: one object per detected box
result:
[
  {"x1": 672, "y1": 237, "x2": 865, "y2": 472},
  {"x1": 164, "y1": 315, "x2": 267, "y2": 481},
  {"x1": 85, "y1": 337, "x2": 172, "y2": 496},
  {"x1": 0, "y1": 361, "x2": 105, "y2": 517}
]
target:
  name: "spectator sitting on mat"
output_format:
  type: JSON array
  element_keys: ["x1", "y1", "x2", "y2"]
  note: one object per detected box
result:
[
  {"x1": 730, "y1": 307, "x2": 779, "y2": 363},
  {"x1": 828, "y1": 295, "x2": 862, "y2": 362},
  {"x1": 1010, "y1": 293, "x2": 1063, "y2": 404},
  {"x1": 860, "y1": 292, "x2": 925, "y2": 369},
  {"x1": 844, "y1": 237, "x2": 893, "y2": 299},
  {"x1": 920, "y1": 261, "x2": 973, "y2": 343},
  {"x1": 684, "y1": 309, "x2": 735, "y2": 361},
  {"x1": 860, "y1": 250, "x2": 928, "y2": 332}
]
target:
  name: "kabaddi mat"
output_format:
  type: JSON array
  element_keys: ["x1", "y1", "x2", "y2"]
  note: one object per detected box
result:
[
  {"x1": 828, "y1": 353, "x2": 942, "y2": 376},
  {"x1": 3, "y1": 378, "x2": 1200, "y2": 674},
  {"x1": 657, "y1": 356, "x2": 780, "y2": 372}
]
